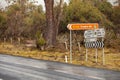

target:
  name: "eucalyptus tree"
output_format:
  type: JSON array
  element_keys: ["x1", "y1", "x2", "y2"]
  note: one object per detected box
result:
[
  {"x1": 3, "y1": 0, "x2": 45, "y2": 39},
  {"x1": 44, "y1": 0, "x2": 64, "y2": 47}
]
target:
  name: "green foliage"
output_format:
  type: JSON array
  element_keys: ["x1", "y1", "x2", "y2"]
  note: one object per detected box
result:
[
  {"x1": 110, "y1": 6, "x2": 120, "y2": 39},
  {"x1": 0, "y1": 12, "x2": 7, "y2": 26},
  {"x1": 32, "y1": 5, "x2": 45, "y2": 25},
  {"x1": 36, "y1": 31, "x2": 46, "y2": 46},
  {"x1": 6, "y1": 4, "x2": 20, "y2": 16},
  {"x1": 0, "y1": 11, "x2": 7, "y2": 38},
  {"x1": 2, "y1": 0, "x2": 45, "y2": 39},
  {"x1": 36, "y1": 31, "x2": 41, "y2": 40},
  {"x1": 67, "y1": 0, "x2": 103, "y2": 22},
  {"x1": 59, "y1": 0, "x2": 111, "y2": 33},
  {"x1": 96, "y1": 1, "x2": 113, "y2": 18},
  {"x1": 23, "y1": 17, "x2": 33, "y2": 27},
  {"x1": 37, "y1": 37, "x2": 46, "y2": 46},
  {"x1": 111, "y1": 6, "x2": 120, "y2": 24}
]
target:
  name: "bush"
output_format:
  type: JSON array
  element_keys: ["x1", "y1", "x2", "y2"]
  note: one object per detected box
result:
[
  {"x1": 37, "y1": 37, "x2": 46, "y2": 46},
  {"x1": 36, "y1": 31, "x2": 46, "y2": 50}
]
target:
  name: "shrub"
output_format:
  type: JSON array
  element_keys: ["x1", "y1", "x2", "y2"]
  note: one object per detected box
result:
[
  {"x1": 36, "y1": 31, "x2": 46, "y2": 50},
  {"x1": 37, "y1": 37, "x2": 46, "y2": 46}
]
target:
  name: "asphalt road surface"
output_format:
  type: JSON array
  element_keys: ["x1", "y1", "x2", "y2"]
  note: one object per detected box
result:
[{"x1": 0, "y1": 54, "x2": 119, "y2": 80}]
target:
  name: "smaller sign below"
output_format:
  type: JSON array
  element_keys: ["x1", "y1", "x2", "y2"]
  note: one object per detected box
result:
[
  {"x1": 84, "y1": 28, "x2": 105, "y2": 38},
  {"x1": 84, "y1": 38, "x2": 97, "y2": 42},
  {"x1": 85, "y1": 41, "x2": 104, "y2": 48}
]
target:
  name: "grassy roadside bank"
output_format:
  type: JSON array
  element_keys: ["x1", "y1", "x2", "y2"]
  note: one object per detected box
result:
[{"x1": 0, "y1": 42, "x2": 120, "y2": 71}]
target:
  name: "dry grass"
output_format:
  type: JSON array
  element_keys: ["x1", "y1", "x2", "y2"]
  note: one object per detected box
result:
[{"x1": 0, "y1": 42, "x2": 120, "y2": 71}]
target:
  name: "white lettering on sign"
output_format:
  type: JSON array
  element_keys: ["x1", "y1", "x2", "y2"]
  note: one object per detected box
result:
[
  {"x1": 84, "y1": 28, "x2": 105, "y2": 38},
  {"x1": 84, "y1": 38, "x2": 97, "y2": 42},
  {"x1": 95, "y1": 28, "x2": 105, "y2": 37},
  {"x1": 67, "y1": 23, "x2": 99, "y2": 30},
  {"x1": 84, "y1": 30, "x2": 96, "y2": 38}
]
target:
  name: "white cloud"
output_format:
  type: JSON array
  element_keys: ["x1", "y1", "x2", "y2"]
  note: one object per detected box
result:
[
  {"x1": 107, "y1": 0, "x2": 119, "y2": 6},
  {"x1": 0, "y1": 0, "x2": 8, "y2": 9}
]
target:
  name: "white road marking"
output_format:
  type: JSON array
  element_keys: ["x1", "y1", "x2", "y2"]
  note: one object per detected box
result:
[
  {"x1": 87, "y1": 76, "x2": 105, "y2": 80},
  {"x1": 0, "y1": 59, "x2": 105, "y2": 80},
  {"x1": 0, "y1": 79, "x2": 3, "y2": 80},
  {"x1": 0, "y1": 66, "x2": 49, "y2": 80},
  {"x1": 0, "y1": 59, "x2": 47, "y2": 69},
  {"x1": 55, "y1": 70, "x2": 73, "y2": 74},
  {"x1": 55, "y1": 70, "x2": 105, "y2": 80},
  {"x1": 0, "y1": 64, "x2": 73, "y2": 80}
]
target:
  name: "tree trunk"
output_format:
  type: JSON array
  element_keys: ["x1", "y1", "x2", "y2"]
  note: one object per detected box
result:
[
  {"x1": 44, "y1": 0, "x2": 56, "y2": 47},
  {"x1": 55, "y1": 0, "x2": 64, "y2": 36}
]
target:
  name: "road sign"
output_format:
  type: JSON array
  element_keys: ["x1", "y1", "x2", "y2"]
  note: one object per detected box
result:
[
  {"x1": 84, "y1": 38, "x2": 97, "y2": 42},
  {"x1": 95, "y1": 28, "x2": 105, "y2": 37},
  {"x1": 83, "y1": 28, "x2": 105, "y2": 65},
  {"x1": 67, "y1": 23, "x2": 99, "y2": 30},
  {"x1": 84, "y1": 28, "x2": 105, "y2": 38},
  {"x1": 84, "y1": 30, "x2": 96, "y2": 38},
  {"x1": 85, "y1": 41, "x2": 104, "y2": 48}
]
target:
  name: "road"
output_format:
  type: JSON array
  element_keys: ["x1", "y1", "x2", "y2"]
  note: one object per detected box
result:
[{"x1": 0, "y1": 54, "x2": 119, "y2": 80}]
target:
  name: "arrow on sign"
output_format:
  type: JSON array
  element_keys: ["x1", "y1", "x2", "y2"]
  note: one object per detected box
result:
[{"x1": 85, "y1": 41, "x2": 104, "y2": 48}]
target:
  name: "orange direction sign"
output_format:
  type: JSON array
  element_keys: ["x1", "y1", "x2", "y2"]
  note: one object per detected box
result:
[{"x1": 67, "y1": 23, "x2": 99, "y2": 30}]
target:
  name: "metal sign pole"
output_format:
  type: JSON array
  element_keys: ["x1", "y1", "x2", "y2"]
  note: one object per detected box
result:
[
  {"x1": 78, "y1": 42, "x2": 81, "y2": 52},
  {"x1": 95, "y1": 48, "x2": 98, "y2": 63},
  {"x1": 102, "y1": 38, "x2": 105, "y2": 65},
  {"x1": 70, "y1": 30, "x2": 72, "y2": 63},
  {"x1": 86, "y1": 48, "x2": 88, "y2": 61},
  {"x1": 103, "y1": 48, "x2": 105, "y2": 65}
]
